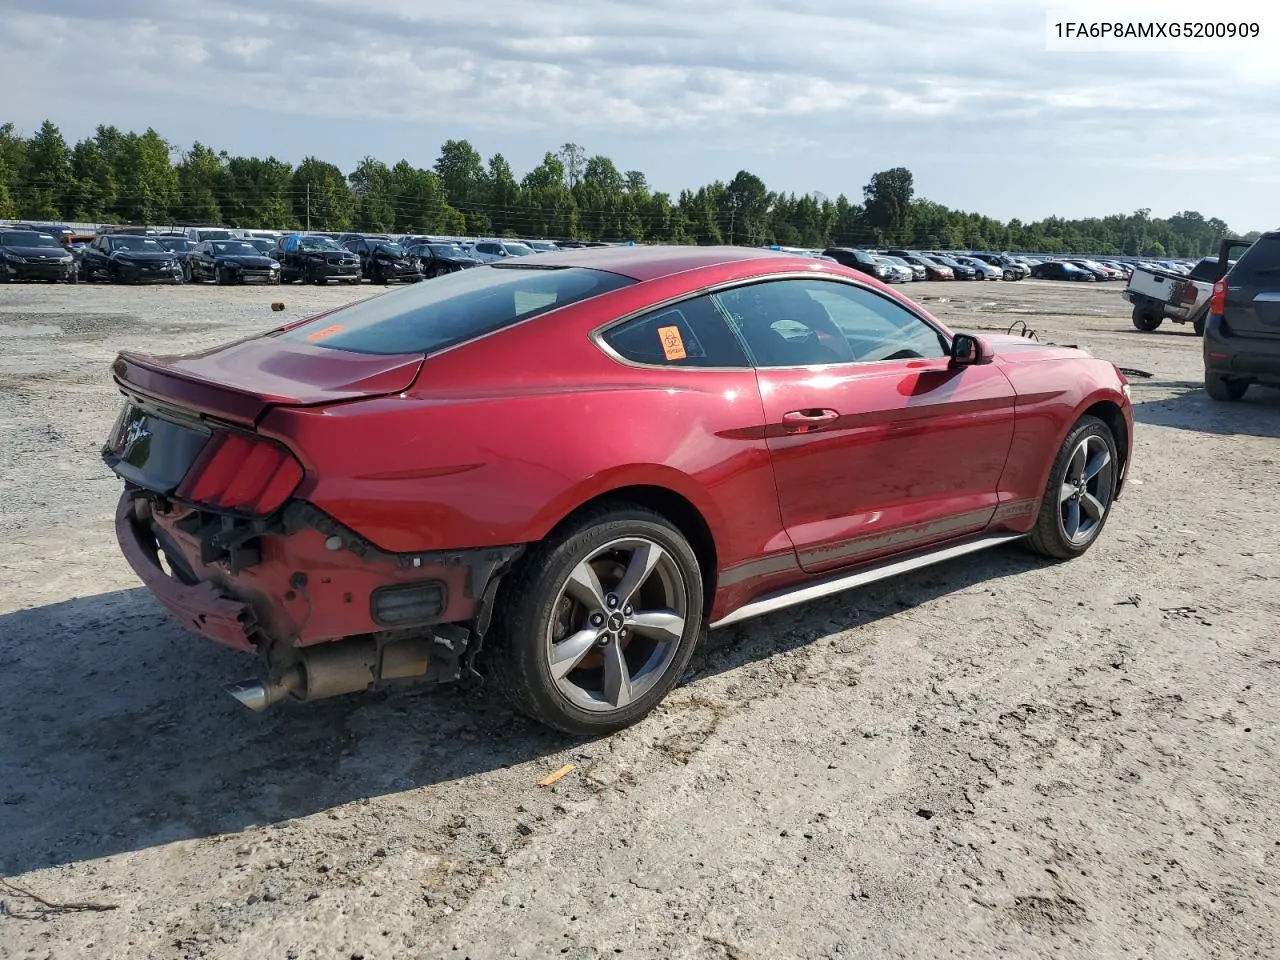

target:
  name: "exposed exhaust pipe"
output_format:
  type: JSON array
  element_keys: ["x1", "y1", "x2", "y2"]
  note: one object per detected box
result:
[{"x1": 226, "y1": 636, "x2": 434, "y2": 712}]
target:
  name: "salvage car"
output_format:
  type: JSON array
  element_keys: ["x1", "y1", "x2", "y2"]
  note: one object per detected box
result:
[
  {"x1": 80, "y1": 234, "x2": 184, "y2": 284},
  {"x1": 276, "y1": 234, "x2": 362, "y2": 284},
  {"x1": 347, "y1": 238, "x2": 423, "y2": 284},
  {"x1": 188, "y1": 239, "x2": 282, "y2": 285},
  {"x1": 0, "y1": 229, "x2": 78, "y2": 282},
  {"x1": 102, "y1": 246, "x2": 1133, "y2": 735},
  {"x1": 406, "y1": 241, "x2": 482, "y2": 278},
  {"x1": 1030, "y1": 261, "x2": 1094, "y2": 282},
  {"x1": 157, "y1": 236, "x2": 196, "y2": 282}
]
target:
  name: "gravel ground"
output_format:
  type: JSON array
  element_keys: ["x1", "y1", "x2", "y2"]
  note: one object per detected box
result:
[{"x1": 0, "y1": 276, "x2": 1277, "y2": 960}]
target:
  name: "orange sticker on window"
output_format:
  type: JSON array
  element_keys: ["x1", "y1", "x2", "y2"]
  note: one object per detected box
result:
[
  {"x1": 657, "y1": 325, "x2": 686, "y2": 361},
  {"x1": 307, "y1": 324, "x2": 345, "y2": 342}
]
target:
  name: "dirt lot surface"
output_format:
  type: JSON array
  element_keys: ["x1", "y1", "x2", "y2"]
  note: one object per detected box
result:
[{"x1": 1, "y1": 276, "x2": 1277, "y2": 960}]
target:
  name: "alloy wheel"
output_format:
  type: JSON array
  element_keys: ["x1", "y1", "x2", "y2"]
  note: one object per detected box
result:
[
  {"x1": 545, "y1": 537, "x2": 688, "y2": 713},
  {"x1": 1058, "y1": 434, "x2": 1115, "y2": 544}
]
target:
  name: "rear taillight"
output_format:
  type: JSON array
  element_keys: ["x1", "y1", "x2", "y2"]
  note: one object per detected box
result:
[
  {"x1": 1209, "y1": 277, "x2": 1227, "y2": 314},
  {"x1": 1177, "y1": 283, "x2": 1198, "y2": 305},
  {"x1": 175, "y1": 431, "x2": 303, "y2": 515}
]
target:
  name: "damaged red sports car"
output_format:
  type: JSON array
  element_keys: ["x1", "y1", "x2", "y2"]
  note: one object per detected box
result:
[{"x1": 104, "y1": 246, "x2": 1133, "y2": 734}]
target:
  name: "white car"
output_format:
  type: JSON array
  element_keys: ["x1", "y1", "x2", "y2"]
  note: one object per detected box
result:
[
  {"x1": 952, "y1": 255, "x2": 1002, "y2": 280},
  {"x1": 466, "y1": 240, "x2": 538, "y2": 262},
  {"x1": 872, "y1": 255, "x2": 914, "y2": 283}
]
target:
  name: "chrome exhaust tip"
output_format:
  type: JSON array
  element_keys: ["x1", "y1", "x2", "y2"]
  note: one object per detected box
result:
[
  {"x1": 225, "y1": 679, "x2": 273, "y2": 712},
  {"x1": 225, "y1": 666, "x2": 304, "y2": 712}
]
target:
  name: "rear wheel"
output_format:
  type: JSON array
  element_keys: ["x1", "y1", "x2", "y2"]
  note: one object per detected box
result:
[
  {"x1": 1205, "y1": 374, "x2": 1248, "y2": 402},
  {"x1": 1192, "y1": 312, "x2": 1207, "y2": 337},
  {"x1": 488, "y1": 505, "x2": 704, "y2": 735},
  {"x1": 1025, "y1": 415, "x2": 1119, "y2": 560},
  {"x1": 1132, "y1": 306, "x2": 1162, "y2": 331}
]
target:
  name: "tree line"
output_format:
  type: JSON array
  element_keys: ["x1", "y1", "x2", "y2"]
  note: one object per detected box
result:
[{"x1": 0, "y1": 119, "x2": 1261, "y2": 257}]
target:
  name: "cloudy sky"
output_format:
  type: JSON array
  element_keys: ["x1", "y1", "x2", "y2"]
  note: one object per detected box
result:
[{"x1": 2, "y1": 0, "x2": 1276, "y2": 231}]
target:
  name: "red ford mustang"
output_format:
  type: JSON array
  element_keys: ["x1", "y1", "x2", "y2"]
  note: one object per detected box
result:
[{"x1": 104, "y1": 246, "x2": 1133, "y2": 734}]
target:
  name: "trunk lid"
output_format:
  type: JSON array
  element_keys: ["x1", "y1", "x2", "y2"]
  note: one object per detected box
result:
[{"x1": 112, "y1": 334, "x2": 424, "y2": 426}]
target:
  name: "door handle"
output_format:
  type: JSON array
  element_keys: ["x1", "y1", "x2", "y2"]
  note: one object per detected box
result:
[{"x1": 781, "y1": 408, "x2": 840, "y2": 433}]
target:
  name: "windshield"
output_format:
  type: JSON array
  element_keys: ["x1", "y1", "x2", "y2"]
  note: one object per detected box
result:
[
  {"x1": 278, "y1": 265, "x2": 636, "y2": 356},
  {"x1": 249, "y1": 239, "x2": 275, "y2": 253},
  {"x1": 159, "y1": 238, "x2": 192, "y2": 251},
  {"x1": 298, "y1": 237, "x2": 343, "y2": 252},
  {"x1": 197, "y1": 229, "x2": 234, "y2": 241},
  {"x1": 2, "y1": 231, "x2": 60, "y2": 247},
  {"x1": 213, "y1": 241, "x2": 261, "y2": 256},
  {"x1": 503, "y1": 243, "x2": 536, "y2": 257},
  {"x1": 374, "y1": 242, "x2": 408, "y2": 257},
  {"x1": 113, "y1": 237, "x2": 165, "y2": 252},
  {"x1": 428, "y1": 243, "x2": 467, "y2": 257}
]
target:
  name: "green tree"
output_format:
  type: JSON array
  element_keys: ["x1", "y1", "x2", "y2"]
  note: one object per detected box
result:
[
  {"x1": 862, "y1": 167, "x2": 914, "y2": 245},
  {"x1": 19, "y1": 120, "x2": 72, "y2": 219},
  {"x1": 175, "y1": 142, "x2": 227, "y2": 224},
  {"x1": 293, "y1": 156, "x2": 353, "y2": 231}
]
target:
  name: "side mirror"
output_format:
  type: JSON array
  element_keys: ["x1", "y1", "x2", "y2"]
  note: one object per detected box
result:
[{"x1": 950, "y1": 333, "x2": 994, "y2": 367}]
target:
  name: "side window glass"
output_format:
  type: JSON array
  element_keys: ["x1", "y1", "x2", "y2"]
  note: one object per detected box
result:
[
  {"x1": 715, "y1": 279, "x2": 949, "y2": 367},
  {"x1": 602, "y1": 294, "x2": 749, "y2": 367}
]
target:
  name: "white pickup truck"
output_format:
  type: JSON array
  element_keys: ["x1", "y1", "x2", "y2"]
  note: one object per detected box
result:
[{"x1": 1124, "y1": 257, "x2": 1233, "y2": 335}]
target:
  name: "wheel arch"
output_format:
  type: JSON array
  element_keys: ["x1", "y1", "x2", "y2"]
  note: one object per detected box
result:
[
  {"x1": 540, "y1": 482, "x2": 720, "y2": 619},
  {"x1": 1082, "y1": 399, "x2": 1128, "y2": 474}
]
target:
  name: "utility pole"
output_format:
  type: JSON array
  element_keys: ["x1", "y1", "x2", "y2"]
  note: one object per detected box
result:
[{"x1": 306, "y1": 183, "x2": 312, "y2": 231}]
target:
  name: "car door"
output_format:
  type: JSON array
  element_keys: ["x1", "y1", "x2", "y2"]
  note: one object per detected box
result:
[{"x1": 715, "y1": 277, "x2": 1017, "y2": 575}]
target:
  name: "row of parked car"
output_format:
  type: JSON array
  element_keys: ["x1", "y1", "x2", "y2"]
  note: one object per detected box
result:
[
  {"x1": 0, "y1": 219, "x2": 1204, "y2": 290},
  {"x1": 771, "y1": 245, "x2": 1170, "y2": 284},
  {"x1": 0, "y1": 222, "x2": 619, "y2": 286}
]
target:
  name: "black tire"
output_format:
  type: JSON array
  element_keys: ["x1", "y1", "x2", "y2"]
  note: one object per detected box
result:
[
  {"x1": 487, "y1": 504, "x2": 705, "y2": 736},
  {"x1": 1131, "y1": 306, "x2": 1162, "y2": 331},
  {"x1": 1025, "y1": 415, "x2": 1120, "y2": 561},
  {"x1": 215, "y1": 265, "x2": 229, "y2": 286},
  {"x1": 1192, "y1": 312, "x2": 1207, "y2": 337},
  {"x1": 1205, "y1": 374, "x2": 1248, "y2": 402},
  {"x1": 182, "y1": 262, "x2": 193, "y2": 283}
]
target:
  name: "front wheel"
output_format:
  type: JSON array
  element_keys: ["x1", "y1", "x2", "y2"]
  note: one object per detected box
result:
[
  {"x1": 1205, "y1": 374, "x2": 1248, "y2": 402},
  {"x1": 1025, "y1": 415, "x2": 1119, "y2": 560},
  {"x1": 487, "y1": 505, "x2": 705, "y2": 735}
]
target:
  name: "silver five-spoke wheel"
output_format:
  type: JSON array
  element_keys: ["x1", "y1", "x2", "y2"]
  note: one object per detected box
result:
[
  {"x1": 488, "y1": 505, "x2": 704, "y2": 735},
  {"x1": 1058, "y1": 433, "x2": 1114, "y2": 545},
  {"x1": 548, "y1": 538, "x2": 688, "y2": 713},
  {"x1": 1027, "y1": 414, "x2": 1121, "y2": 560}
]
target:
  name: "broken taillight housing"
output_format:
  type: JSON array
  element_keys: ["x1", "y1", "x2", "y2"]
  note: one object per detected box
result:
[{"x1": 175, "y1": 431, "x2": 303, "y2": 515}]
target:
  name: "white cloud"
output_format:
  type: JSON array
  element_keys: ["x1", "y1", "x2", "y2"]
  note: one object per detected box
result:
[{"x1": 0, "y1": 0, "x2": 1276, "y2": 229}]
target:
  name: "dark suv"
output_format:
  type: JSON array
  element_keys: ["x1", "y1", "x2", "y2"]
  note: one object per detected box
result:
[{"x1": 1203, "y1": 232, "x2": 1280, "y2": 401}]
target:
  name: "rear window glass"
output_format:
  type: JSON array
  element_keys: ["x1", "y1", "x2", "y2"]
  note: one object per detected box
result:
[
  {"x1": 277, "y1": 265, "x2": 635, "y2": 355},
  {"x1": 1229, "y1": 236, "x2": 1280, "y2": 284}
]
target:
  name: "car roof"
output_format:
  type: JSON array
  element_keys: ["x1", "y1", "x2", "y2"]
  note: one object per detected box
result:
[{"x1": 527, "y1": 244, "x2": 802, "y2": 282}]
